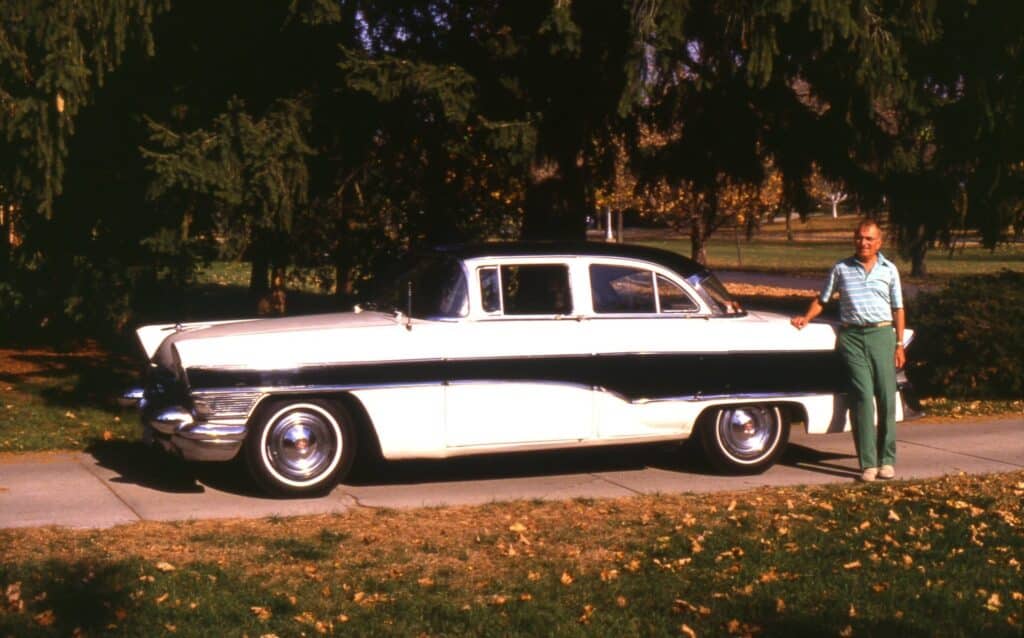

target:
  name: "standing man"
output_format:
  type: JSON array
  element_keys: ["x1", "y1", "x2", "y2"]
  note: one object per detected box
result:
[{"x1": 791, "y1": 220, "x2": 906, "y2": 482}]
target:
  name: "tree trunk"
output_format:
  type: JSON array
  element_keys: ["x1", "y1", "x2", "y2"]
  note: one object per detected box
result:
[
  {"x1": 908, "y1": 223, "x2": 929, "y2": 277},
  {"x1": 521, "y1": 156, "x2": 587, "y2": 240},
  {"x1": 785, "y1": 210, "x2": 794, "y2": 241},
  {"x1": 690, "y1": 216, "x2": 707, "y2": 264},
  {"x1": 249, "y1": 251, "x2": 270, "y2": 297},
  {"x1": 248, "y1": 228, "x2": 271, "y2": 297},
  {"x1": 0, "y1": 205, "x2": 10, "y2": 281}
]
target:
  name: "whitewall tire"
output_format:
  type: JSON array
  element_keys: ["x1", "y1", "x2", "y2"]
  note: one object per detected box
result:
[
  {"x1": 245, "y1": 400, "x2": 356, "y2": 497},
  {"x1": 699, "y1": 405, "x2": 788, "y2": 474}
]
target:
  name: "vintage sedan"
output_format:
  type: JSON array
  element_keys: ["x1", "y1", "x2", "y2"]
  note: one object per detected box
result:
[{"x1": 125, "y1": 242, "x2": 913, "y2": 496}]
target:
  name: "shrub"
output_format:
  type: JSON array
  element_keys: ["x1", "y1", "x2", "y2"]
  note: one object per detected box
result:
[{"x1": 907, "y1": 270, "x2": 1024, "y2": 399}]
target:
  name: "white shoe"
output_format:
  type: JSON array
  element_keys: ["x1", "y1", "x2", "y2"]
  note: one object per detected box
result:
[
  {"x1": 860, "y1": 467, "x2": 878, "y2": 482},
  {"x1": 878, "y1": 465, "x2": 895, "y2": 480}
]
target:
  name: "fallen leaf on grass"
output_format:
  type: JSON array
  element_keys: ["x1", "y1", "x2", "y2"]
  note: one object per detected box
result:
[
  {"x1": 560, "y1": 571, "x2": 574, "y2": 586},
  {"x1": 839, "y1": 625, "x2": 853, "y2": 637},
  {"x1": 578, "y1": 604, "x2": 596, "y2": 624},
  {"x1": 672, "y1": 599, "x2": 711, "y2": 617},
  {"x1": 843, "y1": 561, "x2": 862, "y2": 570},
  {"x1": 680, "y1": 624, "x2": 697, "y2": 638},
  {"x1": 758, "y1": 569, "x2": 779, "y2": 583},
  {"x1": 34, "y1": 610, "x2": 56, "y2": 627},
  {"x1": 155, "y1": 593, "x2": 169, "y2": 605},
  {"x1": 600, "y1": 569, "x2": 619, "y2": 582},
  {"x1": 155, "y1": 561, "x2": 176, "y2": 572},
  {"x1": 984, "y1": 593, "x2": 1002, "y2": 612},
  {"x1": 5, "y1": 582, "x2": 24, "y2": 612},
  {"x1": 509, "y1": 522, "x2": 527, "y2": 533},
  {"x1": 887, "y1": 510, "x2": 901, "y2": 522},
  {"x1": 251, "y1": 606, "x2": 272, "y2": 621}
]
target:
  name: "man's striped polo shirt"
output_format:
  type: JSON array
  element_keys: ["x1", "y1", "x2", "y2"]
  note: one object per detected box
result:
[{"x1": 819, "y1": 252, "x2": 903, "y2": 326}]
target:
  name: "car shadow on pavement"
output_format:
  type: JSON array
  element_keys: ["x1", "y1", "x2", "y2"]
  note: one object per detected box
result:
[
  {"x1": 346, "y1": 441, "x2": 715, "y2": 487},
  {"x1": 83, "y1": 439, "x2": 861, "y2": 497},
  {"x1": 86, "y1": 440, "x2": 261, "y2": 496},
  {"x1": 779, "y1": 443, "x2": 860, "y2": 480}
]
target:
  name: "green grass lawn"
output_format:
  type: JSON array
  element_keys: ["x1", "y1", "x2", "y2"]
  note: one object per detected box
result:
[
  {"x1": 0, "y1": 348, "x2": 137, "y2": 453},
  {"x1": 642, "y1": 238, "x2": 1024, "y2": 279},
  {"x1": 1, "y1": 472, "x2": 1021, "y2": 636}
]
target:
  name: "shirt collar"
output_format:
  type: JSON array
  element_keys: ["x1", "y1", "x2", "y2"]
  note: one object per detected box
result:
[{"x1": 846, "y1": 252, "x2": 893, "y2": 270}]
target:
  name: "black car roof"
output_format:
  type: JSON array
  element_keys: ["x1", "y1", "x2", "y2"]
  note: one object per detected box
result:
[{"x1": 428, "y1": 241, "x2": 709, "y2": 278}]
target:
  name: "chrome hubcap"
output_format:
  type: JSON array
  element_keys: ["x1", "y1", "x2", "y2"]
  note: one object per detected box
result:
[
  {"x1": 265, "y1": 410, "x2": 338, "y2": 481},
  {"x1": 717, "y1": 407, "x2": 777, "y2": 461}
]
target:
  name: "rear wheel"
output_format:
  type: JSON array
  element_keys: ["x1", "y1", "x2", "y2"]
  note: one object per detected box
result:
[
  {"x1": 699, "y1": 405, "x2": 788, "y2": 474},
  {"x1": 245, "y1": 399, "x2": 356, "y2": 497}
]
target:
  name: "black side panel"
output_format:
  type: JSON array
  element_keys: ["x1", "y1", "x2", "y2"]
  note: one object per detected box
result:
[{"x1": 187, "y1": 350, "x2": 843, "y2": 402}]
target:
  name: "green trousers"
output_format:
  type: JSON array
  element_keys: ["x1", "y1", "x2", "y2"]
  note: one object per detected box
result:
[{"x1": 838, "y1": 326, "x2": 898, "y2": 470}]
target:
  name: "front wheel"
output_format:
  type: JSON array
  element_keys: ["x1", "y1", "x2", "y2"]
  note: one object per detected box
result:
[
  {"x1": 245, "y1": 399, "x2": 356, "y2": 497},
  {"x1": 699, "y1": 405, "x2": 788, "y2": 474}
]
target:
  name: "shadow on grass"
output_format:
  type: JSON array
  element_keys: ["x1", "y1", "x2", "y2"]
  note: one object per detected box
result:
[
  {"x1": 0, "y1": 348, "x2": 138, "y2": 411},
  {"x1": 3, "y1": 562, "x2": 137, "y2": 637}
]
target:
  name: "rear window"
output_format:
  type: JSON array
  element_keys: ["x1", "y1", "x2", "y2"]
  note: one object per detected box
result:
[{"x1": 479, "y1": 264, "x2": 573, "y2": 315}]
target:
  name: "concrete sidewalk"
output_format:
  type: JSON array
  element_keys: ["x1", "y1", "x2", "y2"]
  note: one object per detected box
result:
[{"x1": 1, "y1": 416, "x2": 1021, "y2": 529}]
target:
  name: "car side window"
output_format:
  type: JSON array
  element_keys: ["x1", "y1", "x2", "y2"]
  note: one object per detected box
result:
[
  {"x1": 497, "y1": 264, "x2": 572, "y2": 315},
  {"x1": 479, "y1": 267, "x2": 501, "y2": 313},
  {"x1": 656, "y1": 274, "x2": 699, "y2": 312},
  {"x1": 590, "y1": 264, "x2": 656, "y2": 313}
]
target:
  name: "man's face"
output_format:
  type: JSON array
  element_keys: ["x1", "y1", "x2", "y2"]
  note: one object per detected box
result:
[{"x1": 854, "y1": 225, "x2": 882, "y2": 262}]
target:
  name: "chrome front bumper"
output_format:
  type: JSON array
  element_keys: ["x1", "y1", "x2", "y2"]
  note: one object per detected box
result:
[{"x1": 127, "y1": 389, "x2": 247, "y2": 462}]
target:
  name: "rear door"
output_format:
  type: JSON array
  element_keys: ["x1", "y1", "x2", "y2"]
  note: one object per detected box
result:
[{"x1": 444, "y1": 260, "x2": 594, "y2": 448}]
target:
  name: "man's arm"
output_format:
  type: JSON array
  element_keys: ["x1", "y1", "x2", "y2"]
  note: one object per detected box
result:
[
  {"x1": 893, "y1": 307, "x2": 906, "y2": 368},
  {"x1": 791, "y1": 298, "x2": 825, "y2": 330}
]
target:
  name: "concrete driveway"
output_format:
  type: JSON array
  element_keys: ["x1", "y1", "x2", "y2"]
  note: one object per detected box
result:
[{"x1": 1, "y1": 416, "x2": 1021, "y2": 529}]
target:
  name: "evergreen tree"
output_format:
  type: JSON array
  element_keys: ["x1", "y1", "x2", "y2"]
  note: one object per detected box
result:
[{"x1": 0, "y1": 0, "x2": 164, "y2": 281}]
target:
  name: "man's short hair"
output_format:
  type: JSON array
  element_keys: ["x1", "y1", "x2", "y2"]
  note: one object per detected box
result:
[{"x1": 855, "y1": 219, "x2": 882, "y2": 237}]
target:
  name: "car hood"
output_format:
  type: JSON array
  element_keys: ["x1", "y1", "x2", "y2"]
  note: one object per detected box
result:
[{"x1": 142, "y1": 311, "x2": 418, "y2": 374}]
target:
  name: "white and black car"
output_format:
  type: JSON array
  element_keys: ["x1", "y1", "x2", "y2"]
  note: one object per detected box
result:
[{"x1": 125, "y1": 242, "x2": 913, "y2": 496}]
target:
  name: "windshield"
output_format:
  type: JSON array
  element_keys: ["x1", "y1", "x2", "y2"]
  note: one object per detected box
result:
[
  {"x1": 686, "y1": 272, "x2": 744, "y2": 315},
  {"x1": 373, "y1": 256, "x2": 469, "y2": 319}
]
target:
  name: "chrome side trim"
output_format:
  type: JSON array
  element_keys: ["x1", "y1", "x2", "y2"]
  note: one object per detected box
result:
[
  {"x1": 629, "y1": 391, "x2": 826, "y2": 405},
  {"x1": 185, "y1": 383, "x2": 833, "y2": 409},
  {"x1": 175, "y1": 423, "x2": 247, "y2": 441},
  {"x1": 191, "y1": 381, "x2": 444, "y2": 397}
]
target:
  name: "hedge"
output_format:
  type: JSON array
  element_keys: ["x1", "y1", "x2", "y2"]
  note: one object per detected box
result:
[{"x1": 907, "y1": 270, "x2": 1024, "y2": 399}]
